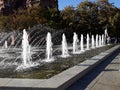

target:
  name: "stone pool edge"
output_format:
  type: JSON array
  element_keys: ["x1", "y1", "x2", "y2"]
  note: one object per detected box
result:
[{"x1": 0, "y1": 45, "x2": 119, "y2": 90}]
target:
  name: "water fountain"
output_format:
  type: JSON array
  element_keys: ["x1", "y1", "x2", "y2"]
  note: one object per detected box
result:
[
  {"x1": 44, "y1": 32, "x2": 54, "y2": 62},
  {"x1": 105, "y1": 29, "x2": 108, "y2": 37},
  {"x1": 16, "y1": 29, "x2": 38, "y2": 70},
  {"x1": 22, "y1": 29, "x2": 31, "y2": 66},
  {"x1": 61, "y1": 33, "x2": 69, "y2": 58},
  {"x1": 107, "y1": 36, "x2": 110, "y2": 45},
  {"x1": 91, "y1": 35, "x2": 95, "y2": 49},
  {"x1": 4, "y1": 40, "x2": 8, "y2": 48},
  {"x1": 104, "y1": 29, "x2": 109, "y2": 45},
  {"x1": 96, "y1": 34, "x2": 99, "y2": 47},
  {"x1": 102, "y1": 34, "x2": 105, "y2": 46},
  {"x1": 80, "y1": 34, "x2": 84, "y2": 52},
  {"x1": 0, "y1": 25, "x2": 112, "y2": 79},
  {"x1": 73, "y1": 32, "x2": 79, "y2": 54},
  {"x1": 99, "y1": 35, "x2": 102, "y2": 47},
  {"x1": 104, "y1": 29, "x2": 111, "y2": 45},
  {"x1": 86, "y1": 34, "x2": 90, "y2": 50}
]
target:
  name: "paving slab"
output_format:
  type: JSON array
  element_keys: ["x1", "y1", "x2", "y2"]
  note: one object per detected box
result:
[
  {"x1": 67, "y1": 46, "x2": 120, "y2": 90},
  {"x1": 88, "y1": 54, "x2": 120, "y2": 90},
  {"x1": 0, "y1": 78, "x2": 12, "y2": 86},
  {"x1": 5, "y1": 79, "x2": 46, "y2": 87}
]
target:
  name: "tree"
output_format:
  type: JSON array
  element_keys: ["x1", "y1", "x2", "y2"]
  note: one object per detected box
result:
[
  {"x1": 61, "y1": 6, "x2": 75, "y2": 29},
  {"x1": 77, "y1": 1, "x2": 98, "y2": 34},
  {"x1": 46, "y1": 8, "x2": 62, "y2": 29},
  {"x1": 28, "y1": 6, "x2": 48, "y2": 24}
]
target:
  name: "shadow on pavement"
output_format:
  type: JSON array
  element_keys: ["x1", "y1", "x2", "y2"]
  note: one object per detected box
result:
[{"x1": 67, "y1": 49, "x2": 120, "y2": 90}]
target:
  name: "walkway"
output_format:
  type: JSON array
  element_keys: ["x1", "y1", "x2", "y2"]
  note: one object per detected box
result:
[{"x1": 67, "y1": 49, "x2": 120, "y2": 90}]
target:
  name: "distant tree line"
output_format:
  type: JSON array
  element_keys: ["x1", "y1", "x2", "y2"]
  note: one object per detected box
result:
[{"x1": 0, "y1": 0, "x2": 120, "y2": 38}]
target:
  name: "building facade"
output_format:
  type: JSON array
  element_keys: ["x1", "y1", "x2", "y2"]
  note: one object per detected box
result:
[
  {"x1": 0, "y1": 0, "x2": 58, "y2": 15},
  {"x1": 0, "y1": 0, "x2": 4, "y2": 10}
]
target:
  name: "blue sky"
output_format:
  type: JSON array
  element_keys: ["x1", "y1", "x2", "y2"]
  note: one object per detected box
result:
[{"x1": 58, "y1": 0, "x2": 120, "y2": 10}]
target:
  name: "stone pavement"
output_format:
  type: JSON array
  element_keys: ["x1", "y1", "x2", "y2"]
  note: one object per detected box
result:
[{"x1": 67, "y1": 50, "x2": 120, "y2": 90}]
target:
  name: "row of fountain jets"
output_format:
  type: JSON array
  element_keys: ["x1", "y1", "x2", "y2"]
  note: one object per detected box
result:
[
  {"x1": 19, "y1": 29, "x2": 110, "y2": 69},
  {"x1": 2, "y1": 29, "x2": 109, "y2": 70}
]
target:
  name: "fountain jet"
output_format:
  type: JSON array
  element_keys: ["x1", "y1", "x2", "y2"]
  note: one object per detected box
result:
[
  {"x1": 91, "y1": 35, "x2": 95, "y2": 49},
  {"x1": 73, "y1": 32, "x2": 79, "y2": 54},
  {"x1": 22, "y1": 29, "x2": 31, "y2": 66},
  {"x1": 16, "y1": 29, "x2": 38, "y2": 70},
  {"x1": 80, "y1": 34, "x2": 84, "y2": 52},
  {"x1": 102, "y1": 34, "x2": 105, "y2": 46},
  {"x1": 44, "y1": 32, "x2": 54, "y2": 62},
  {"x1": 86, "y1": 34, "x2": 90, "y2": 50},
  {"x1": 61, "y1": 34, "x2": 69, "y2": 58},
  {"x1": 99, "y1": 35, "x2": 102, "y2": 47},
  {"x1": 4, "y1": 41, "x2": 8, "y2": 48},
  {"x1": 96, "y1": 34, "x2": 98, "y2": 47}
]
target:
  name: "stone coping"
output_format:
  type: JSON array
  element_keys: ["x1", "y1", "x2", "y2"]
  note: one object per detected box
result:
[{"x1": 0, "y1": 45, "x2": 119, "y2": 90}]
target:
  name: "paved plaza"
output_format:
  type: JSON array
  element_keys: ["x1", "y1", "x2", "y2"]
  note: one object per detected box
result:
[{"x1": 68, "y1": 50, "x2": 120, "y2": 90}]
